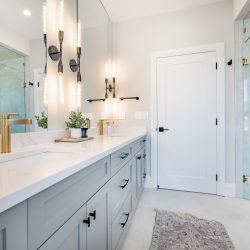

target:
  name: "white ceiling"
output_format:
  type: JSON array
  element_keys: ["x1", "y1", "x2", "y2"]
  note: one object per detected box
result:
[
  {"x1": 0, "y1": 0, "x2": 43, "y2": 41},
  {"x1": 101, "y1": 0, "x2": 227, "y2": 22}
]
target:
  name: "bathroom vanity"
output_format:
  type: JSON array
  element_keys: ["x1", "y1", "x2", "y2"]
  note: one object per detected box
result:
[{"x1": 0, "y1": 132, "x2": 147, "y2": 250}]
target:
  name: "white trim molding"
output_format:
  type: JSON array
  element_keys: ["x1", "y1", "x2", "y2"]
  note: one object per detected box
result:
[{"x1": 149, "y1": 43, "x2": 226, "y2": 196}]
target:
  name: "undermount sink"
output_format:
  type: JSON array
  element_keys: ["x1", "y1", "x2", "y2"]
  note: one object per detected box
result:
[{"x1": 0, "y1": 148, "x2": 73, "y2": 164}]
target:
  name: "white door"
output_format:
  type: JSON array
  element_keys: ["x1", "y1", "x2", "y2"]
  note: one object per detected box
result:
[{"x1": 157, "y1": 51, "x2": 217, "y2": 194}]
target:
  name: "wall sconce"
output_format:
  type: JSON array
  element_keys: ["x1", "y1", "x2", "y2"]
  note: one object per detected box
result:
[
  {"x1": 69, "y1": 21, "x2": 82, "y2": 108},
  {"x1": 43, "y1": 1, "x2": 48, "y2": 104},
  {"x1": 47, "y1": 0, "x2": 64, "y2": 104},
  {"x1": 105, "y1": 63, "x2": 116, "y2": 99}
]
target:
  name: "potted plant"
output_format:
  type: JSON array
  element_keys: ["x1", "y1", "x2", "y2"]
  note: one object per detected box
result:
[
  {"x1": 35, "y1": 112, "x2": 48, "y2": 129},
  {"x1": 65, "y1": 111, "x2": 85, "y2": 138}
]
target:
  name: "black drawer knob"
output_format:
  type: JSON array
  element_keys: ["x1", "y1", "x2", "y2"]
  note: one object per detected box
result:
[
  {"x1": 120, "y1": 153, "x2": 129, "y2": 160},
  {"x1": 89, "y1": 210, "x2": 96, "y2": 220},
  {"x1": 120, "y1": 179, "x2": 129, "y2": 189},
  {"x1": 121, "y1": 213, "x2": 130, "y2": 228},
  {"x1": 83, "y1": 217, "x2": 90, "y2": 227},
  {"x1": 137, "y1": 156, "x2": 141, "y2": 160}
]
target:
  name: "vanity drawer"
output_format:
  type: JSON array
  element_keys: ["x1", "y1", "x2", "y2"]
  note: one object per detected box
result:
[
  {"x1": 109, "y1": 160, "x2": 133, "y2": 220},
  {"x1": 28, "y1": 156, "x2": 110, "y2": 250},
  {"x1": 111, "y1": 145, "x2": 131, "y2": 176},
  {"x1": 130, "y1": 136, "x2": 146, "y2": 155},
  {"x1": 111, "y1": 194, "x2": 132, "y2": 250}
]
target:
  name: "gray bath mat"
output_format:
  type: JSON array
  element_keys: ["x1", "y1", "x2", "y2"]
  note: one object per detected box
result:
[{"x1": 150, "y1": 210, "x2": 234, "y2": 250}]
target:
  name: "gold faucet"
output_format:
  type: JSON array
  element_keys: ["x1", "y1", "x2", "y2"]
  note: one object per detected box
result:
[
  {"x1": 1, "y1": 113, "x2": 32, "y2": 153},
  {"x1": 98, "y1": 119, "x2": 114, "y2": 136}
]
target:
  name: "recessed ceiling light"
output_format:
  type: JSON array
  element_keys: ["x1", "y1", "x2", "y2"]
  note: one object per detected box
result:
[{"x1": 23, "y1": 10, "x2": 31, "y2": 16}]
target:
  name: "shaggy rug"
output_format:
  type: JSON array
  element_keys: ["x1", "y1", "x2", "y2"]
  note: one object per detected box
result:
[{"x1": 150, "y1": 210, "x2": 235, "y2": 250}]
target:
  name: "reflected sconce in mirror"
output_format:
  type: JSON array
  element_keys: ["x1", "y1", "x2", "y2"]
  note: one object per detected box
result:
[
  {"x1": 48, "y1": 0, "x2": 64, "y2": 104},
  {"x1": 105, "y1": 63, "x2": 116, "y2": 99},
  {"x1": 69, "y1": 21, "x2": 82, "y2": 108},
  {"x1": 43, "y1": 1, "x2": 48, "y2": 104}
]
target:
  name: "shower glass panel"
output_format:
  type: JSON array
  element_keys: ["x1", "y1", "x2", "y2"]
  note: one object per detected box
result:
[
  {"x1": 0, "y1": 44, "x2": 26, "y2": 133},
  {"x1": 243, "y1": 13, "x2": 250, "y2": 199}
]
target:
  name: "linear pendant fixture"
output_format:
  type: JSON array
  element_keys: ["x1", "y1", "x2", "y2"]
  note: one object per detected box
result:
[
  {"x1": 43, "y1": 1, "x2": 48, "y2": 104},
  {"x1": 70, "y1": 20, "x2": 82, "y2": 109}
]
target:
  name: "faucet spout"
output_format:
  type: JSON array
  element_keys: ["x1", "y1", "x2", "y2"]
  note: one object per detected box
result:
[{"x1": 1, "y1": 113, "x2": 32, "y2": 154}]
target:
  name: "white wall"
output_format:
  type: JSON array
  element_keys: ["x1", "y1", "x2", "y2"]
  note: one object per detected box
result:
[
  {"x1": 0, "y1": 22, "x2": 30, "y2": 55},
  {"x1": 112, "y1": 0, "x2": 235, "y2": 184}
]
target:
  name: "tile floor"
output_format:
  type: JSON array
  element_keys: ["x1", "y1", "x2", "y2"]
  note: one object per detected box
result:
[{"x1": 122, "y1": 188, "x2": 250, "y2": 250}]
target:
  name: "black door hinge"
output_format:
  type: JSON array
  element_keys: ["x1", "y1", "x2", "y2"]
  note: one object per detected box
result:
[
  {"x1": 216, "y1": 174, "x2": 218, "y2": 182},
  {"x1": 216, "y1": 62, "x2": 218, "y2": 70},
  {"x1": 216, "y1": 118, "x2": 218, "y2": 126}
]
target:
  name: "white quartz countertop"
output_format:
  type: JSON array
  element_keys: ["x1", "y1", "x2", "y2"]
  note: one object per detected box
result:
[{"x1": 0, "y1": 130, "x2": 147, "y2": 214}]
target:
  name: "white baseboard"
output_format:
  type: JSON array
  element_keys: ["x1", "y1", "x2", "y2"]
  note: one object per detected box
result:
[
  {"x1": 144, "y1": 176, "x2": 157, "y2": 188},
  {"x1": 223, "y1": 183, "x2": 236, "y2": 197}
]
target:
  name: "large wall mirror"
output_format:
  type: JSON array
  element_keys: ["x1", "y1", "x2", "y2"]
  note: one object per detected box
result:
[
  {"x1": 0, "y1": 0, "x2": 48, "y2": 133},
  {"x1": 78, "y1": 0, "x2": 112, "y2": 121}
]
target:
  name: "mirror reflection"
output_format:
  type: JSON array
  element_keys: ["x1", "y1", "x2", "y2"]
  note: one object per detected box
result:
[
  {"x1": 0, "y1": 0, "x2": 47, "y2": 133},
  {"x1": 79, "y1": 0, "x2": 112, "y2": 120}
]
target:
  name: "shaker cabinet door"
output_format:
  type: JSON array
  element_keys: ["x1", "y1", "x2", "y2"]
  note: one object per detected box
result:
[
  {"x1": 86, "y1": 188, "x2": 109, "y2": 250},
  {"x1": 0, "y1": 202, "x2": 27, "y2": 250},
  {"x1": 39, "y1": 205, "x2": 87, "y2": 250}
]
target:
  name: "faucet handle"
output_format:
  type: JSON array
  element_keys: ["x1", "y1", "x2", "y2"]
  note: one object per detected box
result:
[{"x1": 3, "y1": 113, "x2": 19, "y2": 119}]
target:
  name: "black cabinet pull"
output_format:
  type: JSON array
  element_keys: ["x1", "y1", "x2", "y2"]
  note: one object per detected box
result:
[
  {"x1": 143, "y1": 154, "x2": 146, "y2": 159},
  {"x1": 143, "y1": 139, "x2": 146, "y2": 143},
  {"x1": 137, "y1": 156, "x2": 141, "y2": 160},
  {"x1": 143, "y1": 173, "x2": 146, "y2": 179},
  {"x1": 83, "y1": 217, "x2": 90, "y2": 227},
  {"x1": 89, "y1": 210, "x2": 96, "y2": 220},
  {"x1": 120, "y1": 179, "x2": 129, "y2": 189},
  {"x1": 120, "y1": 153, "x2": 129, "y2": 160},
  {"x1": 121, "y1": 213, "x2": 130, "y2": 228}
]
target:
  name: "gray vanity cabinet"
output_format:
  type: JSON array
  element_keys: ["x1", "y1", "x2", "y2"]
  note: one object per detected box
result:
[
  {"x1": 39, "y1": 205, "x2": 87, "y2": 250},
  {"x1": 86, "y1": 187, "x2": 109, "y2": 250},
  {"x1": 0, "y1": 202, "x2": 27, "y2": 250},
  {"x1": 136, "y1": 150, "x2": 144, "y2": 198},
  {"x1": 28, "y1": 157, "x2": 110, "y2": 250},
  {"x1": 39, "y1": 187, "x2": 109, "y2": 250}
]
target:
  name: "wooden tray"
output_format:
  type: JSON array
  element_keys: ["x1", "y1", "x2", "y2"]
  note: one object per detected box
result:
[{"x1": 55, "y1": 137, "x2": 94, "y2": 143}]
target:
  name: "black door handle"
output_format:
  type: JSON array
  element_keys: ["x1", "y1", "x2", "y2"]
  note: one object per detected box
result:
[
  {"x1": 89, "y1": 210, "x2": 96, "y2": 220},
  {"x1": 121, "y1": 213, "x2": 130, "y2": 228},
  {"x1": 120, "y1": 179, "x2": 129, "y2": 189},
  {"x1": 83, "y1": 217, "x2": 90, "y2": 227},
  {"x1": 159, "y1": 127, "x2": 169, "y2": 132}
]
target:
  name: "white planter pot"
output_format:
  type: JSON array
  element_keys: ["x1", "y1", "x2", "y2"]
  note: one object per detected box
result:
[{"x1": 70, "y1": 128, "x2": 82, "y2": 138}]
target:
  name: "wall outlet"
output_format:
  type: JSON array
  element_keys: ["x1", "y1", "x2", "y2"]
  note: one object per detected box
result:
[{"x1": 135, "y1": 111, "x2": 149, "y2": 120}]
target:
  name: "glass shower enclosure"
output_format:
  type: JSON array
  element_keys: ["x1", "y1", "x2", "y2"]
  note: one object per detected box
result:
[{"x1": 0, "y1": 44, "x2": 26, "y2": 133}]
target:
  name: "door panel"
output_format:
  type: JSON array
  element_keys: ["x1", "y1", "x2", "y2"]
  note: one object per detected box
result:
[
  {"x1": 157, "y1": 52, "x2": 217, "y2": 194},
  {"x1": 86, "y1": 188, "x2": 109, "y2": 250}
]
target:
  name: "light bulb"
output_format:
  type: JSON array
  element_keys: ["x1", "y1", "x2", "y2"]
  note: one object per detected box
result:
[
  {"x1": 59, "y1": 73, "x2": 64, "y2": 104},
  {"x1": 43, "y1": 2, "x2": 47, "y2": 34},
  {"x1": 77, "y1": 21, "x2": 81, "y2": 48},
  {"x1": 76, "y1": 82, "x2": 81, "y2": 108},
  {"x1": 59, "y1": 0, "x2": 64, "y2": 31},
  {"x1": 43, "y1": 76, "x2": 48, "y2": 104}
]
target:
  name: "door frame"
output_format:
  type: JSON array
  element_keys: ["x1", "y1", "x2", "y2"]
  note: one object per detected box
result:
[{"x1": 149, "y1": 43, "x2": 225, "y2": 196}]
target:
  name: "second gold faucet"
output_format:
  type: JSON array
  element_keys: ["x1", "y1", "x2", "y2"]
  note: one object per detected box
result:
[{"x1": 1, "y1": 113, "x2": 32, "y2": 153}]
